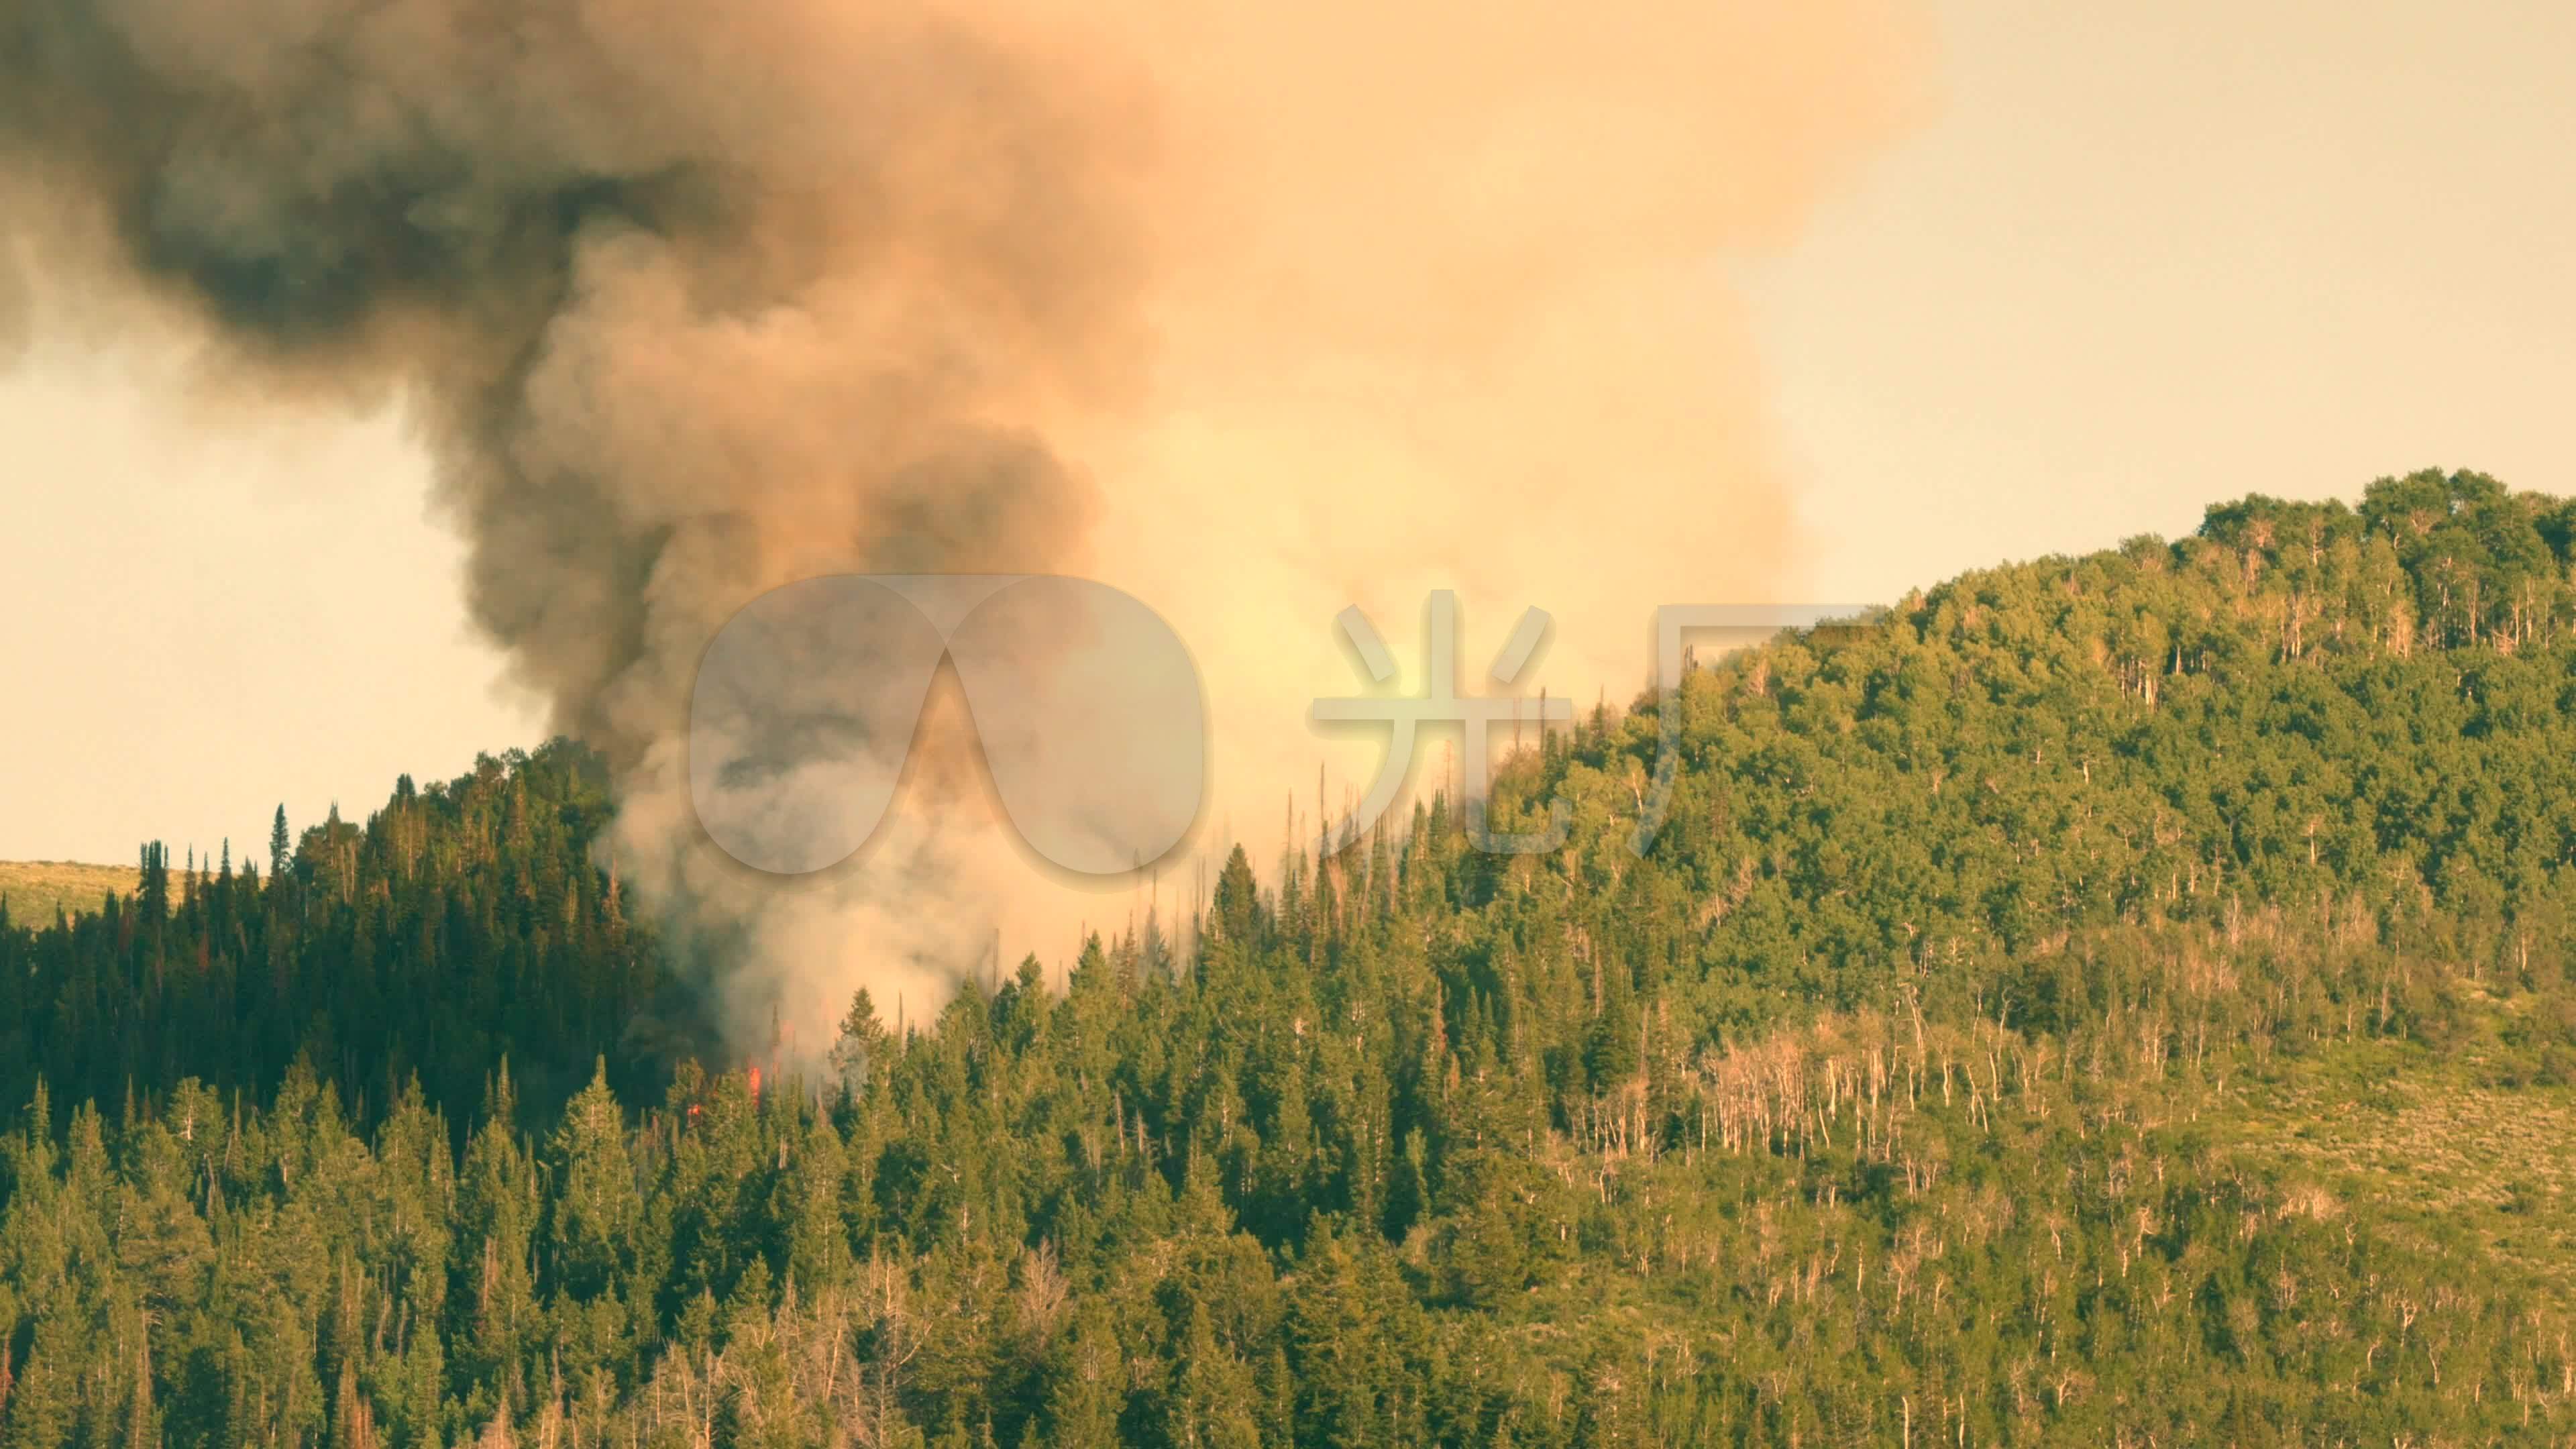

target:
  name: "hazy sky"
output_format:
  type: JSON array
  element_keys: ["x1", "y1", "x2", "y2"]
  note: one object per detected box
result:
[
  {"x1": 4, "y1": 0, "x2": 2571, "y2": 867},
  {"x1": 1748, "y1": 0, "x2": 2574, "y2": 602}
]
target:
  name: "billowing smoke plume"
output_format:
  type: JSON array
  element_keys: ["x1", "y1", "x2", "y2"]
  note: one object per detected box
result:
[
  {"x1": 1076, "y1": 1, "x2": 1927, "y2": 893},
  {"x1": 0, "y1": 0, "x2": 1927, "y2": 1053},
  {"x1": 0, "y1": 0, "x2": 1166, "y2": 1043}
]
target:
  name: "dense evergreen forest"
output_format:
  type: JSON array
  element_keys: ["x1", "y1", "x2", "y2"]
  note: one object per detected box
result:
[{"x1": 13, "y1": 468, "x2": 2576, "y2": 1445}]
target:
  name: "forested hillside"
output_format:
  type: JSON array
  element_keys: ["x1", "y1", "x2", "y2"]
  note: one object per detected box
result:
[
  {"x1": 11, "y1": 469, "x2": 2576, "y2": 1446},
  {"x1": 0, "y1": 743, "x2": 677, "y2": 1128}
]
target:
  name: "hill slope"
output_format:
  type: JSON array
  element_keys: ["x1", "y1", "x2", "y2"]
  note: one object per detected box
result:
[
  {"x1": 9, "y1": 469, "x2": 2576, "y2": 1445},
  {"x1": 0, "y1": 859, "x2": 140, "y2": 924}
]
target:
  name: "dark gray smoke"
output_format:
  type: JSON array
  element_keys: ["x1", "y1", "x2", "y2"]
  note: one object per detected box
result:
[
  {"x1": 1, "y1": 1, "x2": 1142, "y2": 751},
  {"x1": 0, "y1": 0, "x2": 1162, "y2": 1042}
]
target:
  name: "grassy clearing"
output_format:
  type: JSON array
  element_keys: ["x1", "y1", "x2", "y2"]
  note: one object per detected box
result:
[
  {"x1": 0, "y1": 860, "x2": 140, "y2": 925},
  {"x1": 2221, "y1": 1006, "x2": 2576, "y2": 1304}
]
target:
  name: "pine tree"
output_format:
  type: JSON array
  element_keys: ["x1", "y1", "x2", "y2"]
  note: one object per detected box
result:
[{"x1": 268, "y1": 806, "x2": 292, "y2": 892}]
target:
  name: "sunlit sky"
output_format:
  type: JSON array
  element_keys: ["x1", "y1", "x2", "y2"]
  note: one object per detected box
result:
[{"x1": 5, "y1": 0, "x2": 2571, "y2": 865}]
